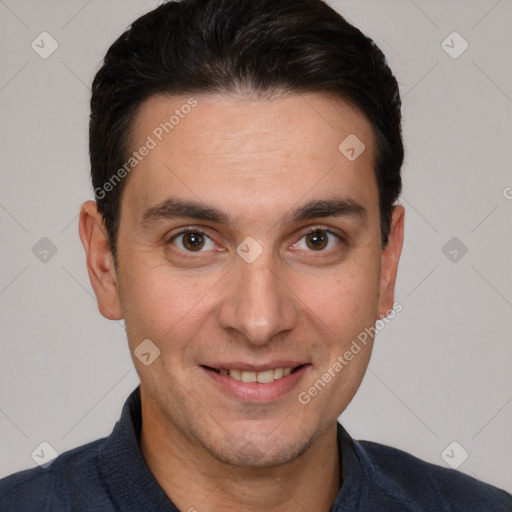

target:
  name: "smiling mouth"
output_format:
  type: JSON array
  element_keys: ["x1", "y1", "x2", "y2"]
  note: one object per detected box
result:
[{"x1": 202, "y1": 365, "x2": 308, "y2": 384}]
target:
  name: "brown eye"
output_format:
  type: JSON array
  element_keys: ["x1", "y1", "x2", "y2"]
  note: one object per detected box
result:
[
  {"x1": 293, "y1": 228, "x2": 341, "y2": 253},
  {"x1": 305, "y1": 230, "x2": 328, "y2": 251},
  {"x1": 182, "y1": 232, "x2": 205, "y2": 251},
  {"x1": 170, "y1": 230, "x2": 216, "y2": 253}
]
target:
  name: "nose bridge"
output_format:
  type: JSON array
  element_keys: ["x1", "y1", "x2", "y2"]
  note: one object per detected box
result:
[{"x1": 218, "y1": 247, "x2": 297, "y2": 345}]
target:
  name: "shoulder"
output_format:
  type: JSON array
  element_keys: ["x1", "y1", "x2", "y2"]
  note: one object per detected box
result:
[
  {"x1": 0, "y1": 437, "x2": 109, "y2": 512},
  {"x1": 357, "y1": 439, "x2": 512, "y2": 510}
]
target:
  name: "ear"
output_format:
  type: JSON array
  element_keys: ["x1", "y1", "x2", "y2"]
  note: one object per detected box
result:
[
  {"x1": 377, "y1": 205, "x2": 405, "y2": 319},
  {"x1": 78, "y1": 200, "x2": 123, "y2": 320}
]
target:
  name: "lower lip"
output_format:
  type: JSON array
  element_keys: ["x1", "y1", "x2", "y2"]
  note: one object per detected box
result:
[{"x1": 201, "y1": 365, "x2": 311, "y2": 403}]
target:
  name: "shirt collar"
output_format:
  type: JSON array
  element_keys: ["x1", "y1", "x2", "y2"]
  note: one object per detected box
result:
[
  {"x1": 97, "y1": 386, "x2": 179, "y2": 511},
  {"x1": 98, "y1": 386, "x2": 368, "y2": 511}
]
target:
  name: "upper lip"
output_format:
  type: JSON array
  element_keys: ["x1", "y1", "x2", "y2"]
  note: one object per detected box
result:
[{"x1": 201, "y1": 361, "x2": 309, "y2": 372}]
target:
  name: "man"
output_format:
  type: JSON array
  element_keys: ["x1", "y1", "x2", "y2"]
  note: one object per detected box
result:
[{"x1": 1, "y1": 0, "x2": 510, "y2": 510}]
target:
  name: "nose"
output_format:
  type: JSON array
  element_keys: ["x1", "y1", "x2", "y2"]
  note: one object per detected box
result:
[{"x1": 218, "y1": 251, "x2": 299, "y2": 346}]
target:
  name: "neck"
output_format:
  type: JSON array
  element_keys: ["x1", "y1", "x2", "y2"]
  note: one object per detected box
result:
[{"x1": 139, "y1": 399, "x2": 341, "y2": 512}]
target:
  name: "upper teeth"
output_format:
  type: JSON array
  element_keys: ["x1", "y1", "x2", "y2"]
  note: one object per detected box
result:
[{"x1": 219, "y1": 368, "x2": 293, "y2": 383}]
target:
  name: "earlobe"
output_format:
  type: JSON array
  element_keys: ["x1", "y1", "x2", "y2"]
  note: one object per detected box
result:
[
  {"x1": 78, "y1": 200, "x2": 123, "y2": 320},
  {"x1": 377, "y1": 205, "x2": 405, "y2": 319}
]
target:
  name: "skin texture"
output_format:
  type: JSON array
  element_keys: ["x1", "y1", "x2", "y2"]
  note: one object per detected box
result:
[{"x1": 79, "y1": 91, "x2": 405, "y2": 511}]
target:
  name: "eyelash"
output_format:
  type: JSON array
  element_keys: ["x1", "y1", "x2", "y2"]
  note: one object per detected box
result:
[{"x1": 165, "y1": 226, "x2": 344, "y2": 257}]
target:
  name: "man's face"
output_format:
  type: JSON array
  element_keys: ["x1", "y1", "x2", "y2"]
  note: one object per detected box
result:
[{"x1": 101, "y1": 92, "x2": 402, "y2": 467}]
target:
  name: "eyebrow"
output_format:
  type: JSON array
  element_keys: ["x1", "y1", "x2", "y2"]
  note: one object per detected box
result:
[
  {"x1": 140, "y1": 195, "x2": 367, "y2": 229},
  {"x1": 287, "y1": 197, "x2": 367, "y2": 225}
]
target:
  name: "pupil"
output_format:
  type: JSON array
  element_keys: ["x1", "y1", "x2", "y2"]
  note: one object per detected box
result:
[
  {"x1": 184, "y1": 233, "x2": 204, "y2": 251},
  {"x1": 307, "y1": 231, "x2": 327, "y2": 250}
]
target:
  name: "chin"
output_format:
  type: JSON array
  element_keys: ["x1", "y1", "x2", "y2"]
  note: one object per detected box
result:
[{"x1": 199, "y1": 426, "x2": 316, "y2": 469}]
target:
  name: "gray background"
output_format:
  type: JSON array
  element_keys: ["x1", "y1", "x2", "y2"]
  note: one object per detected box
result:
[{"x1": 1, "y1": 0, "x2": 511, "y2": 493}]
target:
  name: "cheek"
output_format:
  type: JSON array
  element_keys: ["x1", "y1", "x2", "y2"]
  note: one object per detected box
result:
[
  {"x1": 295, "y1": 258, "x2": 380, "y2": 335},
  {"x1": 119, "y1": 262, "x2": 217, "y2": 351}
]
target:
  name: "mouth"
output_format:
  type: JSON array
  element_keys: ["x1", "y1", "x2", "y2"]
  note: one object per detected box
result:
[
  {"x1": 200, "y1": 363, "x2": 311, "y2": 402},
  {"x1": 202, "y1": 364, "x2": 308, "y2": 384}
]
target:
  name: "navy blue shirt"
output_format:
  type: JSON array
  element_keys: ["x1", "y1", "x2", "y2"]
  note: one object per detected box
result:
[{"x1": 1, "y1": 387, "x2": 511, "y2": 511}]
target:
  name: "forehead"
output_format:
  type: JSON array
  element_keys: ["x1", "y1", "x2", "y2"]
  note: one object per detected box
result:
[{"x1": 122, "y1": 91, "x2": 378, "y2": 227}]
